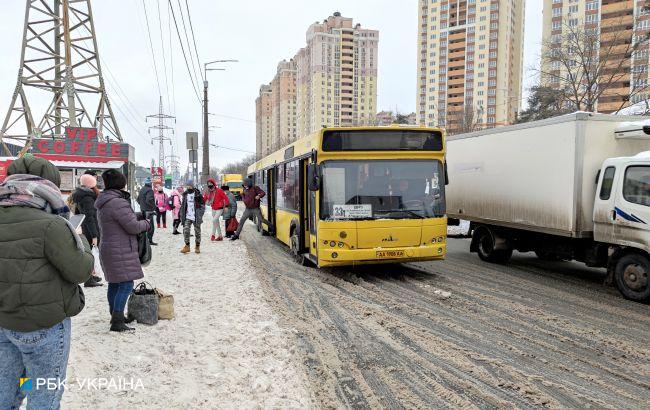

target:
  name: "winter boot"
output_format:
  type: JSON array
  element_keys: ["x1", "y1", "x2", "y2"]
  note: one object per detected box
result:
[
  {"x1": 84, "y1": 277, "x2": 103, "y2": 287},
  {"x1": 157, "y1": 222, "x2": 161, "y2": 229},
  {"x1": 163, "y1": 223, "x2": 167, "y2": 229},
  {"x1": 230, "y1": 235, "x2": 239, "y2": 241},
  {"x1": 211, "y1": 235, "x2": 216, "y2": 242},
  {"x1": 216, "y1": 236, "x2": 223, "y2": 241},
  {"x1": 181, "y1": 244, "x2": 190, "y2": 254},
  {"x1": 110, "y1": 311, "x2": 134, "y2": 332},
  {"x1": 195, "y1": 245, "x2": 201, "y2": 254}
]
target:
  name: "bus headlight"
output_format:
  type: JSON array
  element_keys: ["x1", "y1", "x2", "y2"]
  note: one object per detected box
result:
[
  {"x1": 338, "y1": 242, "x2": 344, "y2": 248},
  {"x1": 329, "y1": 241, "x2": 336, "y2": 247},
  {"x1": 431, "y1": 238, "x2": 437, "y2": 243},
  {"x1": 332, "y1": 252, "x2": 338, "y2": 259},
  {"x1": 438, "y1": 236, "x2": 444, "y2": 243}
]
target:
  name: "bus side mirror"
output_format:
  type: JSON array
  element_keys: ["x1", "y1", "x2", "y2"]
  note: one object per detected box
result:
[{"x1": 308, "y1": 164, "x2": 321, "y2": 191}]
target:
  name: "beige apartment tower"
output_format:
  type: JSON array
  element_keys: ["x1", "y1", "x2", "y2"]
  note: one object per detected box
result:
[
  {"x1": 417, "y1": 0, "x2": 525, "y2": 134},
  {"x1": 541, "y1": 0, "x2": 650, "y2": 113},
  {"x1": 256, "y1": 13, "x2": 379, "y2": 157},
  {"x1": 295, "y1": 12, "x2": 379, "y2": 137},
  {"x1": 255, "y1": 85, "x2": 272, "y2": 158}
]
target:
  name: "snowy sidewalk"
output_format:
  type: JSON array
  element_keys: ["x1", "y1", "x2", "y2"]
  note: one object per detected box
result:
[{"x1": 61, "y1": 218, "x2": 312, "y2": 409}]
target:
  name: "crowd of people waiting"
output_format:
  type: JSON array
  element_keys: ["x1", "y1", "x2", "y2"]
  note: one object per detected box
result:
[{"x1": 0, "y1": 155, "x2": 266, "y2": 408}]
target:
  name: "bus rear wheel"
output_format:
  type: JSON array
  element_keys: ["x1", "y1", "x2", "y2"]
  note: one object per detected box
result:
[
  {"x1": 614, "y1": 253, "x2": 650, "y2": 302},
  {"x1": 290, "y1": 231, "x2": 309, "y2": 266}
]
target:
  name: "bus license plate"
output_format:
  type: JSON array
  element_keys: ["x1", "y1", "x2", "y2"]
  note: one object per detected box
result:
[{"x1": 376, "y1": 250, "x2": 405, "y2": 259}]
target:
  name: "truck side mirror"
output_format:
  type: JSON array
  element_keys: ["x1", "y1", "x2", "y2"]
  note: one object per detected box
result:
[{"x1": 307, "y1": 163, "x2": 321, "y2": 191}]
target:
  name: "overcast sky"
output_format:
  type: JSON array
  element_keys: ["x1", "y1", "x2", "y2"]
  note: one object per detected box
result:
[{"x1": 0, "y1": 0, "x2": 543, "y2": 171}]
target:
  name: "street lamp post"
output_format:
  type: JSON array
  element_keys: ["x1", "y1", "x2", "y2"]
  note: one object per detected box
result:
[{"x1": 202, "y1": 59, "x2": 237, "y2": 185}]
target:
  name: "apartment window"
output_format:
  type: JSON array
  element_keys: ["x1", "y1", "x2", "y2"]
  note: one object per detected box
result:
[
  {"x1": 568, "y1": 5, "x2": 578, "y2": 13},
  {"x1": 552, "y1": 7, "x2": 562, "y2": 16},
  {"x1": 552, "y1": 21, "x2": 561, "y2": 30}
]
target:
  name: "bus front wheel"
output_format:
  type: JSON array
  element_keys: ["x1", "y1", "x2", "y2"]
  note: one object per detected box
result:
[{"x1": 290, "y1": 230, "x2": 309, "y2": 266}]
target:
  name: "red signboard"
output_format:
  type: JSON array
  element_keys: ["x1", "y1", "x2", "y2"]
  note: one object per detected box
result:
[
  {"x1": 0, "y1": 159, "x2": 12, "y2": 183},
  {"x1": 32, "y1": 126, "x2": 130, "y2": 163},
  {"x1": 151, "y1": 167, "x2": 163, "y2": 188}
]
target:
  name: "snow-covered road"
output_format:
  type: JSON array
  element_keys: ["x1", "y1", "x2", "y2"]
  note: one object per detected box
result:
[{"x1": 61, "y1": 217, "x2": 313, "y2": 409}]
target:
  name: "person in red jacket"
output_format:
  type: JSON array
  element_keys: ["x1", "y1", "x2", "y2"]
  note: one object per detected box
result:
[
  {"x1": 230, "y1": 178, "x2": 265, "y2": 241},
  {"x1": 203, "y1": 178, "x2": 230, "y2": 241}
]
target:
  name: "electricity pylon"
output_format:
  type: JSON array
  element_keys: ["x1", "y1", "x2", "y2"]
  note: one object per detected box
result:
[
  {"x1": 146, "y1": 96, "x2": 175, "y2": 172},
  {"x1": 0, "y1": 0, "x2": 122, "y2": 156}
]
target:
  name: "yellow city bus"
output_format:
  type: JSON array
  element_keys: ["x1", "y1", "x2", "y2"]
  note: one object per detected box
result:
[
  {"x1": 247, "y1": 125, "x2": 447, "y2": 267},
  {"x1": 222, "y1": 173, "x2": 244, "y2": 199}
]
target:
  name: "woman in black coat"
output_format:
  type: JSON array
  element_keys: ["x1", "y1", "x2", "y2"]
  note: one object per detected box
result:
[{"x1": 71, "y1": 173, "x2": 103, "y2": 287}]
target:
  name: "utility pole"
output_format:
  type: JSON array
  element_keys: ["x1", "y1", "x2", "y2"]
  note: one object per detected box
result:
[
  {"x1": 201, "y1": 59, "x2": 237, "y2": 184},
  {"x1": 146, "y1": 96, "x2": 175, "y2": 171}
]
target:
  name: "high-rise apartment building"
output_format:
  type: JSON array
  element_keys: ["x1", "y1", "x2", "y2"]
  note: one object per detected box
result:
[
  {"x1": 255, "y1": 85, "x2": 272, "y2": 158},
  {"x1": 295, "y1": 12, "x2": 379, "y2": 137},
  {"x1": 541, "y1": 0, "x2": 650, "y2": 113},
  {"x1": 255, "y1": 60, "x2": 297, "y2": 158},
  {"x1": 416, "y1": 0, "x2": 525, "y2": 133},
  {"x1": 256, "y1": 13, "x2": 379, "y2": 157}
]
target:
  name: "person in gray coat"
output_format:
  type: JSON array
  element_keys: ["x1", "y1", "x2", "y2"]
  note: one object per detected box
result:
[
  {"x1": 221, "y1": 185, "x2": 238, "y2": 238},
  {"x1": 96, "y1": 169, "x2": 151, "y2": 332}
]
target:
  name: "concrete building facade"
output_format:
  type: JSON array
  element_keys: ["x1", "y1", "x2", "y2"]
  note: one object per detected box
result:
[
  {"x1": 256, "y1": 12, "x2": 379, "y2": 158},
  {"x1": 255, "y1": 85, "x2": 273, "y2": 158},
  {"x1": 417, "y1": 0, "x2": 525, "y2": 134},
  {"x1": 541, "y1": 0, "x2": 650, "y2": 113}
]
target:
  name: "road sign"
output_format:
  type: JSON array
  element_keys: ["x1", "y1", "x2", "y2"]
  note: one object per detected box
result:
[{"x1": 186, "y1": 132, "x2": 198, "y2": 150}]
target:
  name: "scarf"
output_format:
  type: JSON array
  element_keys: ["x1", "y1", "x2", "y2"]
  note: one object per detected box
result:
[{"x1": 0, "y1": 174, "x2": 84, "y2": 250}]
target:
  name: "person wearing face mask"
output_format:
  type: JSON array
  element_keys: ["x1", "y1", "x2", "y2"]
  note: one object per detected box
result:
[
  {"x1": 203, "y1": 178, "x2": 230, "y2": 241},
  {"x1": 179, "y1": 180, "x2": 205, "y2": 254},
  {"x1": 170, "y1": 186, "x2": 183, "y2": 235}
]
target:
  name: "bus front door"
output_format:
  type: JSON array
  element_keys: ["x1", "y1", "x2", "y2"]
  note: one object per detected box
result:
[{"x1": 266, "y1": 168, "x2": 276, "y2": 235}]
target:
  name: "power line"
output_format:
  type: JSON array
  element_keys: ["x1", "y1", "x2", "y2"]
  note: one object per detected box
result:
[
  {"x1": 210, "y1": 113, "x2": 256, "y2": 123},
  {"x1": 184, "y1": 0, "x2": 204, "y2": 82},
  {"x1": 168, "y1": 0, "x2": 201, "y2": 104},
  {"x1": 141, "y1": 0, "x2": 162, "y2": 97},
  {"x1": 157, "y1": 0, "x2": 172, "y2": 114},
  {"x1": 176, "y1": 0, "x2": 202, "y2": 91}
]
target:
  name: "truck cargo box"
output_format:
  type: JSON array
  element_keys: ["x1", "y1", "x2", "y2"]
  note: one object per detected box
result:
[{"x1": 446, "y1": 112, "x2": 650, "y2": 237}]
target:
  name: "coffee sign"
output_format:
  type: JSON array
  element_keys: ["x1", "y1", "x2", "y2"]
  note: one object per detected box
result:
[{"x1": 32, "y1": 127, "x2": 130, "y2": 160}]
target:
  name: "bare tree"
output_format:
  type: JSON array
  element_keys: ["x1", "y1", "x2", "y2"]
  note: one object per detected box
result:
[
  {"x1": 539, "y1": 19, "x2": 650, "y2": 113},
  {"x1": 446, "y1": 105, "x2": 482, "y2": 135},
  {"x1": 221, "y1": 155, "x2": 257, "y2": 177}
]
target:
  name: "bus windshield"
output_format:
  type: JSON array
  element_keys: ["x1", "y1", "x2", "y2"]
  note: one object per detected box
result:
[
  {"x1": 321, "y1": 160, "x2": 446, "y2": 220},
  {"x1": 227, "y1": 181, "x2": 243, "y2": 188}
]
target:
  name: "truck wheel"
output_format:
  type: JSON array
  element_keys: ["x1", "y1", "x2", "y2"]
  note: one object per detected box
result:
[
  {"x1": 614, "y1": 254, "x2": 650, "y2": 302},
  {"x1": 476, "y1": 228, "x2": 512, "y2": 264}
]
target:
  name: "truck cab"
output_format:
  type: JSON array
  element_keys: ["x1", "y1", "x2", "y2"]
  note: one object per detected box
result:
[{"x1": 594, "y1": 151, "x2": 650, "y2": 301}]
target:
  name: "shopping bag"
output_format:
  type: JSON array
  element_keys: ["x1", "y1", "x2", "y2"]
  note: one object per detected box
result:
[
  {"x1": 137, "y1": 231, "x2": 152, "y2": 266},
  {"x1": 227, "y1": 218, "x2": 239, "y2": 232},
  {"x1": 127, "y1": 282, "x2": 159, "y2": 325},
  {"x1": 155, "y1": 288, "x2": 175, "y2": 320},
  {"x1": 91, "y1": 247, "x2": 104, "y2": 277}
]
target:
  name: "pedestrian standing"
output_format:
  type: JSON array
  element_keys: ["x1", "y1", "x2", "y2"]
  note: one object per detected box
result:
[
  {"x1": 230, "y1": 178, "x2": 265, "y2": 241},
  {"x1": 203, "y1": 178, "x2": 229, "y2": 241},
  {"x1": 95, "y1": 169, "x2": 151, "y2": 332},
  {"x1": 71, "y1": 173, "x2": 104, "y2": 287},
  {"x1": 0, "y1": 156, "x2": 94, "y2": 408},
  {"x1": 170, "y1": 186, "x2": 183, "y2": 235},
  {"x1": 154, "y1": 185, "x2": 169, "y2": 229},
  {"x1": 180, "y1": 180, "x2": 205, "y2": 254},
  {"x1": 221, "y1": 185, "x2": 238, "y2": 238},
  {"x1": 137, "y1": 177, "x2": 157, "y2": 245}
]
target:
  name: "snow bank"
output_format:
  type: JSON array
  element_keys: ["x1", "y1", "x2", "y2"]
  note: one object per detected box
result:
[{"x1": 61, "y1": 217, "x2": 312, "y2": 408}]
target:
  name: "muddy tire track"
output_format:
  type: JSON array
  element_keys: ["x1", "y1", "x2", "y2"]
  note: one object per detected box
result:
[{"x1": 244, "y1": 234, "x2": 650, "y2": 409}]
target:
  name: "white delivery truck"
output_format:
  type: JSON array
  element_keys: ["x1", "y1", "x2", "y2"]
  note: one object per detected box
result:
[{"x1": 446, "y1": 112, "x2": 650, "y2": 302}]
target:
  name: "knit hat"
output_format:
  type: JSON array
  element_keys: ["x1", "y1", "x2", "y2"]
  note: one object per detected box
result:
[
  {"x1": 243, "y1": 178, "x2": 252, "y2": 188},
  {"x1": 186, "y1": 179, "x2": 194, "y2": 187},
  {"x1": 7, "y1": 156, "x2": 61, "y2": 187},
  {"x1": 102, "y1": 169, "x2": 127, "y2": 190},
  {"x1": 144, "y1": 177, "x2": 152, "y2": 185},
  {"x1": 79, "y1": 173, "x2": 97, "y2": 189}
]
